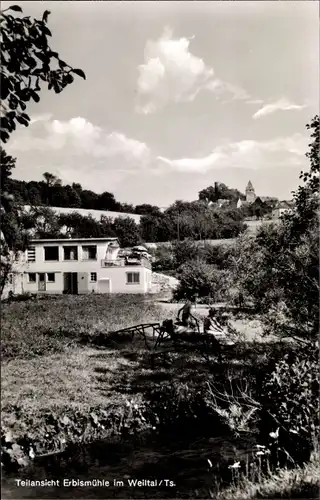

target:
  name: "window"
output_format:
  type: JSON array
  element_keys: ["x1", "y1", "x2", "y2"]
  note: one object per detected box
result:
[
  {"x1": 28, "y1": 273, "x2": 36, "y2": 283},
  {"x1": 90, "y1": 272, "x2": 97, "y2": 282},
  {"x1": 47, "y1": 273, "x2": 55, "y2": 283},
  {"x1": 126, "y1": 272, "x2": 140, "y2": 285},
  {"x1": 63, "y1": 246, "x2": 78, "y2": 261},
  {"x1": 82, "y1": 246, "x2": 97, "y2": 260},
  {"x1": 8, "y1": 274, "x2": 13, "y2": 285},
  {"x1": 27, "y1": 246, "x2": 36, "y2": 262},
  {"x1": 44, "y1": 246, "x2": 59, "y2": 261}
]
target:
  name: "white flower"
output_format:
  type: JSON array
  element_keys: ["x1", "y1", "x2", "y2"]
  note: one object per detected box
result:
[
  {"x1": 228, "y1": 461, "x2": 241, "y2": 469},
  {"x1": 269, "y1": 427, "x2": 279, "y2": 439},
  {"x1": 256, "y1": 451, "x2": 264, "y2": 456}
]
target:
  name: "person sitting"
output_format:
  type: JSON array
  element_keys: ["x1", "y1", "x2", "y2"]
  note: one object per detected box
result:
[
  {"x1": 176, "y1": 297, "x2": 199, "y2": 330},
  {"x1": 203, "y1": 308, "x2": 225, "y2": 334},
  {"x1": 203, "y1": 308, "x2": 225, "y2": 361}
]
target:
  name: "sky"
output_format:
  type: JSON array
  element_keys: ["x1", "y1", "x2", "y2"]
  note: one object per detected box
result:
[{"x1": 3, "y1": 0, "x2": 319, "y2": 206}]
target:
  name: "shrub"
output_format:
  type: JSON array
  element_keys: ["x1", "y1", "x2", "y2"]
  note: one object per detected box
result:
[
  {"x1": 173, "y1": 259, "x2": 230, "y2": 302},
  {"x1": 258, "y1": 345, "x2": 319, "y2": 466}
]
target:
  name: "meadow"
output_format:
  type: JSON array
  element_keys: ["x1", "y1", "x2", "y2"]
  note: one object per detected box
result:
[{"x1": 1, "y1": 294, "x2": 319, "y2": 499}]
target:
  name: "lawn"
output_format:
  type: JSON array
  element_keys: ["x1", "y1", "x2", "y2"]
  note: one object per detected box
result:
[{"x1": 1, "y1": 294, "x2": 263, "y2": 448}]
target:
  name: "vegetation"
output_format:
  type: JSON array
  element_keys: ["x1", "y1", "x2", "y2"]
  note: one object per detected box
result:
[
  {"x1": 0, "y1": 5, "x2": 85, "y2": 143},
  {"x1": 1, "y1": 6, "x2": 318, "y2": 495},
  {"x1": 0, "y1": 3, "x2": 86, "y2": 294}
]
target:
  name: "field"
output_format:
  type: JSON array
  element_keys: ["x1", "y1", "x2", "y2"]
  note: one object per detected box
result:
[{"x1": 1, "y1": 294, "x2": 319, "y2": 499}]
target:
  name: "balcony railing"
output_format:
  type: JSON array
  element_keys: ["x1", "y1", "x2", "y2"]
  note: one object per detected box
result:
[{"x1": 101, "y1": 257, "x2": 151, "y2": 270}]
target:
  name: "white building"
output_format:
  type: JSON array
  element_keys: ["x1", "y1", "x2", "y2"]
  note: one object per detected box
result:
[
  {"x1": 272, "y1": 201, "x2": 294, "y2": 219},
  {"x1": 3, "y1": 237, "x2": 152, "y2": 297}
]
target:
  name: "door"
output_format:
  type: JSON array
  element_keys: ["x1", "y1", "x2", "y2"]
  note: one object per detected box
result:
[
  {"x1": 63, "y1": 273, "x2": 78, "y2": 294},
  {"x1": 38, "y1": 273, "x2": 46, "y2": 292},
  {"x1": 77, "y1": 272, "x2": 88, "y2": 294},
  {"x1": 97, "y1": 279, "x2": 111, "y2": 294}
]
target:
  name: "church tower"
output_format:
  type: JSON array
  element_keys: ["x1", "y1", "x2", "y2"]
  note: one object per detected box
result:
[{"x1": 245, "y1": 180, "x2": 256, "y2": 204}]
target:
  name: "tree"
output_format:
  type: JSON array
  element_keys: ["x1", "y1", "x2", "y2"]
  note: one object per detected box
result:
[
  {"x1": 0, "y1": 147, "x2": 15, "y2": 194},
  {"x1": 152, "y1": 244, "x2": 175, "y2": 272},
  {"x1": 0, "y1": 153, "x2": 29, "y2": 295},
  {"x1": 0, "y1": 5, "x2": 86, "y2": 143},
  {"x1": 135, "y1": 204, "x2": 161, "y2": 216},
  {"x1": 232, "y1": 116, "x2": 319, "y2": 341},
  {"x1": 140, "y1": 214, "x2": 163, "y2": 242},
  {"x1": 199, "y1": 183, "x2": 245, "y2": 204},
  {"x1": 95, "y1": 191, "x2": 119, "y2": 211},
  {"x1": 0, "y1": 4, "x2": 86, "y2": 295},
  {"x1": 172, "y1": 239, "x2": 200, "y2": 269},
  {"x1": 21, "y1": 206, "x2": 61, "y2": 238},
  {"x1": 112, "y1": 217, "x2": 140, "y2": 247},
  {"x1": 173, "y1": 259, "x2": 229, "y2": 302}
]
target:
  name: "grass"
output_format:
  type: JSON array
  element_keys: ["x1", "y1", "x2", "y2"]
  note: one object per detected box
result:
[
  {"x1": 215, "y1": 457, "x2": 320, "y2": 499},
  {"x1": 1, "y1": 294, "x2": 166, "y2": 359},
  {"x1": 1, "y1": 294, "x2": 264, "y2": 443}
]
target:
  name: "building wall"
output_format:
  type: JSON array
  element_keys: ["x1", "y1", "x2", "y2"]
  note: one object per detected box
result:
[{"x1": 10, "y1": 241, "x2": 152, "y2": 295}]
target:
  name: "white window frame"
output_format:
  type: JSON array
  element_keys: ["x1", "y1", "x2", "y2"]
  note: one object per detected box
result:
[
  {"x1": 126, "y1": 272, "x2": 140, "y2": 285},
  {"x1": 47, "y1": 273, "x2": 55, "y2": 283},
  {"x1": 90, "y1": 272, "x2": 97, "y2": 282},
  {"x1": 28, "y1": 273, "x2": 37, "y2": 283}
]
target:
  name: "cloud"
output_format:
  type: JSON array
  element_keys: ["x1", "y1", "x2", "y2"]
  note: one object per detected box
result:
[
  {"x1": 136, "y1": 27, "x2": 256, "y2": 113},
  {"x1": 9, "y1": 116, "x2": 150, "y2": 163},
  {"x1": 156, "y1": 133, "x2": 309, "y2": 173},
  {"x1": 136, "y1": 27, "x2": 213, "y2": 113},
  {"x1": 206, "y1": 80, "x2": 251, "y2": 102},
  {"x1": 253, "y1": 98, "x2": 307, "y2": 119},
  {"x1": 157, "y1": 150, "x2": 226, "y2": 173}
]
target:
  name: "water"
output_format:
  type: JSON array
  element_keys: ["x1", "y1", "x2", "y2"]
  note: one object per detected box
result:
[{"x1": 2, "y1": 432, "x2": 255, "y2": 499}]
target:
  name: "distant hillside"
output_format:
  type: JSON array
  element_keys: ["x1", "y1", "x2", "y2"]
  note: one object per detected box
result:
[{"x1": 23, "y1": 205, "x2": 142, "y2": 224}]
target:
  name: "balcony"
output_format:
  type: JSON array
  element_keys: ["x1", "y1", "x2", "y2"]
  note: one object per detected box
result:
[{"x1": 101, "y1": 257, "x2": 152, "y2": 270}]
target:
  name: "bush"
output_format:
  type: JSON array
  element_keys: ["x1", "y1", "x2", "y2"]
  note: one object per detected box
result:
[
  {"x1": 173, "y1": 259, "x2": 230, "y2": 302},
  {"x1": 258, "y1": 345, "x2": 319, "y2": 466}
]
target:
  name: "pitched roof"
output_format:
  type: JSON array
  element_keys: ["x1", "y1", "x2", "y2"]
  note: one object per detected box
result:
[
  {"x1": 246, "y1": 180, "x2": 254, "y2": 190},
  {"x1": 275, "y1": 200, "x2": 295, "y2": 209}
]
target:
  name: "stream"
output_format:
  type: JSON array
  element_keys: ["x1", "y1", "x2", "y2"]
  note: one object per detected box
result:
[{"x1": 2, "y1": 431, "x2": 255, "y2": 499}]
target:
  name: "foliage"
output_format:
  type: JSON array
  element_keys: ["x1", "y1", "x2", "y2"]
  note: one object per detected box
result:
[
  {"x1": 259, "y1": 347, "x2": 319, "y2": 465},
  {"x1": 171, "y1": 239, "x2": 199, "y2": 268},
  {"x1": 173, "y1": 259, "x2": 229, "y2": 301},
  {"x1": 199, "y1": 182, "x2": 245, "y2": 204},
  {"x1": 112, "y1": 216, "x2": 141, "y2": 247},
  {"x1": 151, "y1": 244, "x2": 175, "y2": 272},
  {"x1": 0, "y1": 5, "x2": 85, "y2": 143},
  {"x1": 230, "y1": 116, "x2": 319, "y2": 341},
  {"x1": 0, "y1": 150, "x2": 30, "y2": 296},
  {"x1": 135, "y1": 204, "x2": 161, "y2": 216},
  {"x1": 1, "y1": 399, "x2": 152, "y2": 471}
]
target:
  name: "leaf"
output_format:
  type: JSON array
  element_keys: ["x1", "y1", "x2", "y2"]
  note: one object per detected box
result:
[
  {"x1": 72, "y1": 68, "x2": 86, "y2": 80},
  {"x1": 8, "y1": 5, "x2": 23, "y2": 12},
  {"x1": 31, "y1": 90, "x2": 40, "y2": 103},
  {"x1": 42, "y1": 10, "x2": 51, "y2": 23},
  {"x1": 58, "y1": 60, "x2": 68, "y2": 69}
]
